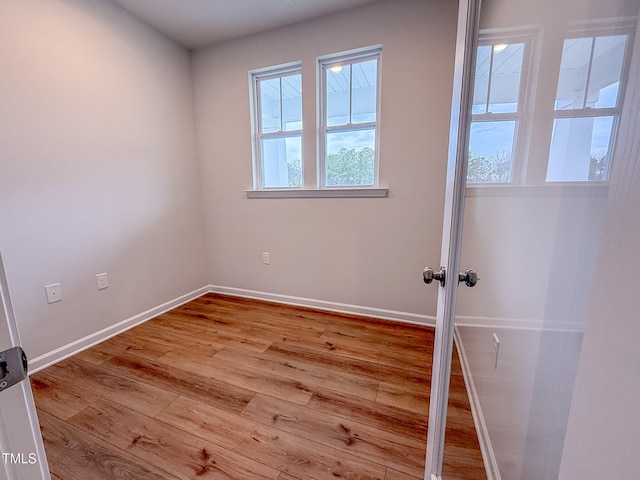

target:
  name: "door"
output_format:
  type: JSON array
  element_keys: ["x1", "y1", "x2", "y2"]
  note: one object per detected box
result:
[
  {"x1": 426, "y1": 0, "x2": 640, "y2": 478},
  {"x1": 0, "y1": 254, "x2": 50, "y2": 480}
]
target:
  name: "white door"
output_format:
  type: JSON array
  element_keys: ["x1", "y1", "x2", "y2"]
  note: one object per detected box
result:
[
  {"x1": 0, "y1": 254, "x2": 50, "y2": 480},
  {"x1": 426, "y1": 0, "x2": 640, "y2": 478}
]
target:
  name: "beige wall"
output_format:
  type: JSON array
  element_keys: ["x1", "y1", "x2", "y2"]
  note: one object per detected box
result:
[
  {"x1": 192, "y1": 0, "x2": 457, "y2": 316},
  {"x1": 0, "y1": 0, "x2": 207, "y2": 360}
]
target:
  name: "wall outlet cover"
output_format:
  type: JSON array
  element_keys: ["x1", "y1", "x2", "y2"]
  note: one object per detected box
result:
[
  {"x1": 45, "y1": 283, "x2": 62, "y2": 304},
  {"x1": 96, "y1": 273, "x2": 109, "y2": 290}
]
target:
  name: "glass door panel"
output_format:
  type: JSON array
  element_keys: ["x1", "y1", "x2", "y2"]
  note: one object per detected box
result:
[{"x1": 440, "y1": 0, "x2": 640, "y2": 479}]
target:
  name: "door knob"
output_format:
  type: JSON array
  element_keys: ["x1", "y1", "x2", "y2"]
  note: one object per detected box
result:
[
  {"x1": 458, "y1": 269, "x2": 478, "y2": 287},
  {"x1": 423, "y1": 266, "x2": 446, "y2": 286}
]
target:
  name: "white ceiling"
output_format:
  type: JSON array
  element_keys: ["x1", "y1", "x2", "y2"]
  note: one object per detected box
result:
[{"x1": 107, "y1": 0, "x2": 381, "y2": 50}]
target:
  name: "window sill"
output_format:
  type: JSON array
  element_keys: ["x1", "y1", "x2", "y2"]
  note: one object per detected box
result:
[
  {"x1": 466, "y1": 183, "x2": 609, "y2": 197},
  {"x1": 245, "y1": 188, "x2": 389, "y2": 199}
]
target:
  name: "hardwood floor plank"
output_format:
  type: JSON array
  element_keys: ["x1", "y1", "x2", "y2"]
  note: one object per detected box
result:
[
  {"x1": 145, "y1": 314, "x2": 274, "y2": 353},
  {"x1": 69, "y1": 399, "x2": 280, "y2": 480},
  {"x1": 157, "y1": 395, "x2": 387, "y2": 480},
  {"x1": 307, "y1": 388, "x2": 428, "y2": 443},
  {"x1": 73, "y1": 329, "x2": 176, "y2": 365},
  {"x1": 277, "y1": 474, "x2": 301, "y2": 480},
  {"x1": 241, "y1": 394, "x2": 426, "y2": 478},
  {"x1": 214, "y1": 345, "x2": 381, "y2": 401},
  {"x1": 101, "y1": 352, "x2": 255, "y2": 415},
  {"x1": 128, "y1": 322, "x2": 227, "y2": 356},
  {"x1": 376, "y1": 381, "x2": 429, "y2": 415},
  {"x1": 44, "y1": 357, "x2": 178, "y2": 417},
  {"x1": 38, "y1": 409, "x2": 176, "y2": 480},
  {"x1": 384, "y1": 469, "x2": 422, "y2": 480},
  {"x1": 30, "y1": 371, "x2": 99, "y2": 421},
  {"x1": 264, "y1": 341, "x2": 426, "y2": 384},
  {"x1": 155, "y1": 349, "x2": 314, "y2": 406}
]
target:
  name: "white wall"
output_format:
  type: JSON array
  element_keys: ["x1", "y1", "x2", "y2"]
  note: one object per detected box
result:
[
  {"x1": 0, "y1": 0, "x2": 207, "y2": 361},
  {"x1": 191, "y1": 0, "x2": 458, "y2": 317}
]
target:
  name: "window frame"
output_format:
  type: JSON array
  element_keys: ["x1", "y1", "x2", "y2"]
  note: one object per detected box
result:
[
  {"x1": 467, "y1": 30, "x2": 536, "y2": 185},
  {"x1": 317, "y1": 46, "x2": 382, "y2": 189},
  {"x1": 250, "y1": 62, "x2": 303, "y2": 190},
  {"x1": 547, "y1": 24, "x2": 635, "y2": 183}
]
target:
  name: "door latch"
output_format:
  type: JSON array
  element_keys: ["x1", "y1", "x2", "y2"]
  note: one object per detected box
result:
[
  {"x1": 458, "y1": 269, "x2": 479, "y2": 287},
  {"x1": 0, "y1": 347, "x2": 28, "y2": 392},
  {"x1": 423, "y1": 267, "x2": 478, "y2": 288},
  {"x1": 423, "y1": 266, "x2": 446, "y2": 286}
]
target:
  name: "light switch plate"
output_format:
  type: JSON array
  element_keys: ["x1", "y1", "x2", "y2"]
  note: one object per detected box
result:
[
  {"x1": 45, "y1": 283, "x2": 62, "y2": 304},
  {"x1": 96, "y1": 273, "x2": 109, "y2": 290}
]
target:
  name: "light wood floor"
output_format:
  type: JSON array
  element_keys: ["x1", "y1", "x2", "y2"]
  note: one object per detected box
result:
[{"x1": 30, "y1": 293, "x2": 486, "y2": 480}]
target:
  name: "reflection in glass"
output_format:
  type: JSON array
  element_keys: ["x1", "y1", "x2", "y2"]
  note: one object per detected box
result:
[
  {"x1": 327, "y1": 59, "x2": 377, "y2": 127},
  {"x1": 260, "y1": 77, "x2": 282, "y2": 133},
  {"x1": 261, "y1": 136, "x2": 302, "y2": 188},
  {"x1": 450, "y1": 1, "x2": 639, "y2": 479},
  {"x1": 489, "y1": 43, "x2": 524, "y2": 113},
  {"x1": 281, "y1": 74, "x2": 302, "y2": 130},
  {"x1": 468, "y1": 121, "x2": 516, "y2": 183},
  {"x1": 547, "y1": 116, "x2": 614, "y2": 181},
  {"x1": 325, "y1": 129, "x2": 375, "y2": 186},
  {"x1": 472, "y1": 42, "x2": 524, "y2": 114},
  {"x1": 555, "y1": 35, "x2": 628, "y2": 110},
  {"x1": 472, "y1": 45, "x2": 492, "y2": 114},
  {"x1": 259, "y1": 73, "x2": 302, "y2": 133}
]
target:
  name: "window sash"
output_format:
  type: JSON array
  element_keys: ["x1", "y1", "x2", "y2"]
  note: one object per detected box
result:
[
  {"x1": 318, "y1": 47, "x2": 382, "y2": 188},
  {"x1": 252, "y1": 64, "x2": 302, "y2": 189},
  {"x1": 468, "y1": 33, "x2": 533, "y2": 185}
]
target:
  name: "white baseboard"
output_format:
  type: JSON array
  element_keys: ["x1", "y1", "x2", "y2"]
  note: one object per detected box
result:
[
  {"x1": 454, "y1": 326, "x2": 501, "y2": 480},
  {"x1": 455, "y1": 315, "x2": 583, "y2": 333},
  {"x1": 28, "y1": 286, "x2": 210, "y2": 374},
  {"x1": 209, "y1": 285, "x2": 435, "y2": 327}
]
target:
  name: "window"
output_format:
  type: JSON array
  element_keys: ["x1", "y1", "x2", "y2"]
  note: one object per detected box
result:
[
  {"x1": 468, "y1": 35, "x2": 532, "y2": 184},
  {"x1": 547, "y1": 29, "x2": 632, "y2": 182},
  {"x1": 251, "y1": 64, "x2": 303, "y2": 188},
  {"x1": 319, "y1": 47, "x2": 381, "y2": 188}
]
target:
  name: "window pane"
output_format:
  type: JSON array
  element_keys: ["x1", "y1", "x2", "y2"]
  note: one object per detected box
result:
[
  {"x1": 546, "y1": 116, "x2": 614, "y2": 182},
  {"x1": 261, "y1": 136, "x2": 302, "y2": 188},
  {"x1": 260, "y1": 77, "x2": 282, "y2": 133},
  {"x1": 555, "y1": 37, "x2": 593, "y2": 110},
  {"x1": 473, "y1": 45, "x2": 492, "y2": 114},
  {"x1": 467, "y1": 121, "x2": 516, "y2": 183},
  {"x1": 588, "y1": 35, "x2": 627, "y2": 108},
  {"x1": 351, "y1": 59, "x2": 377, "y2": 123},
  {"x1": 489, "y1": 43, "x2": 524, "y2": 113},
  {"x1": 327, "y1": 64, "x2": 351, "y2": 127},
  {"x1": 281, "y1": 73, "x2": 302, "y2": 131},
  {"x1": 326, "y1": 129, "x2": 375, "y2": 187}
]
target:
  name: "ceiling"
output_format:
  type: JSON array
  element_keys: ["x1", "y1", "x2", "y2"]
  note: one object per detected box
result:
[{"x1": 107, "y1": 0, "x2": 381, "y2": 50}]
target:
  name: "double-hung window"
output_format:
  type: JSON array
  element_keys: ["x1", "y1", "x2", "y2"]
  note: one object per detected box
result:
[
  {"x1": 319, "y1": 47, "x2": 381, "y2": 188},
  {"x1": 468, "y1": 35, "x2": 532, "y2": 184},
  {"x1": 252, "y1": 64, "x2": 303, "y2": 188},
  {"x1": 547, "y1": 27, "x2": 633, "y2": 182}
]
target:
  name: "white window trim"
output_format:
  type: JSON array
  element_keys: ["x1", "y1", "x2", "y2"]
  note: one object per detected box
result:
[
  {"x1": 317, "y1": 45, "x2": 383, "y2": 189},
  {"x1": 245, "y1": 187, "x2": 388, "y2": 199},
  {"x1": 249, "y1": 62, "x2": 303, "y2": 190}
]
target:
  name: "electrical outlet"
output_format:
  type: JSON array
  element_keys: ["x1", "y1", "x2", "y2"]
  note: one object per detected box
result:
[
  {"x1": 262, "y1": 252, "x2": 270, "y2": 265},
  {"x1": 45, "y1": 283, "x2": 62, "y2": 304},
  {"x1": 491, "y1": 333, "x2": 500, "y2": 369},
  {"x1": 96, "y1": 272, "x2": 109, "y2": 290}
]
